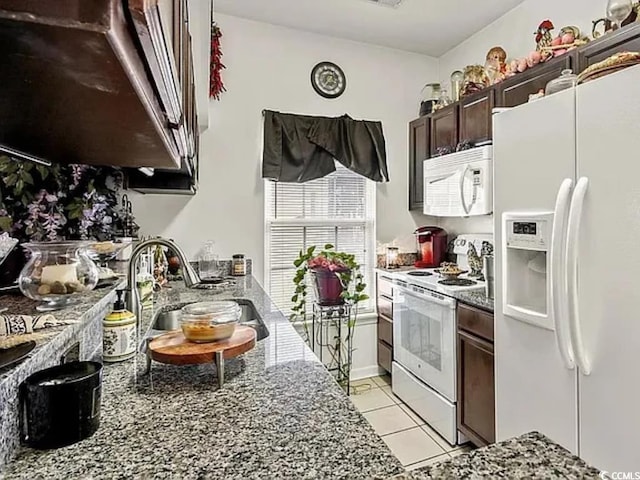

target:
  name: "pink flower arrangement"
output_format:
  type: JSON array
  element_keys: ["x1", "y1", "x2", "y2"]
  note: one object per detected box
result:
[{"x1": 307, "y1": 254, "x2": 348, "y2": 272}]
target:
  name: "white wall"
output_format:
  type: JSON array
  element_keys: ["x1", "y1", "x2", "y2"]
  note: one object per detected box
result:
[
  {"x1": 131, "y1": 13, "x2": 439, "y2": 281},
  {"x1": 439, "y1": 0, "x2": 606, "y2": 86}
]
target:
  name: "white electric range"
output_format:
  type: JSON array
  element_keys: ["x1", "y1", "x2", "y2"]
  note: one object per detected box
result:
[{"x1": 389, "y1": 234, "x2": 492, "y2": 446}]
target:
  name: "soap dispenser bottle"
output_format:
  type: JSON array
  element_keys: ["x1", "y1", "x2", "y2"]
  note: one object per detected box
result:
[{"x1": 103, "y1": 290, "x2": 137, "y2": 362}]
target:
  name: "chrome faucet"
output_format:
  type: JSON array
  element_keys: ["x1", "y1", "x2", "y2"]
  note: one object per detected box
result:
[{"x1": 126, "y1": 238, "x2": 200, "y2": 324}]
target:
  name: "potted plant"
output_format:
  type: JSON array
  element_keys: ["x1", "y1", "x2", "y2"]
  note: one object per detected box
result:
[
  {"x1": 291, "y1": 244, "x2": 368, "y2": 389},
  {"x1": 291, "y1": 244, "x2": 368, "y2": 319}
]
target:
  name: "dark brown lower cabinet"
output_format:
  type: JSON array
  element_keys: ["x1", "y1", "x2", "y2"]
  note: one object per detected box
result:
[
  {"x1": 377, "y1": 340, "x2": 392, "y2": 373},
  {"x1": 457, "y1": 304, "x2": 495, "y2": 447},
  {"x1": 377, "y1": 274, "x2": 394, "y2": 374}
]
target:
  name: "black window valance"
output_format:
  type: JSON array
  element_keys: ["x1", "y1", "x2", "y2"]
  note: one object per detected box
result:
[{"x1": 262, "y1": 110, "x2": 389, "y2": 183}]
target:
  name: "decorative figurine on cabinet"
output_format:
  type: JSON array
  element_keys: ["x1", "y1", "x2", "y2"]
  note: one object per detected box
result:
[
  {"x1": 461, "y1": 65, "x2": 490, "y2": 97},
  {"x1": 535, "y1": 19, "x2": 555, "y2": 53},
  {"x1": 485, "y1": 46, "x2": 507, "y2": 84}
]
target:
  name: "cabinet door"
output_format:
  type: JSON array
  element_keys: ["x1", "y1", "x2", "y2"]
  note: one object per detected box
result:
[
  {"x1": 577, "y1": 24, "x2": 640, "y2": 72},
  {"x1": 408, "y1": 116, "x2": 429, "y2": 211},
  {"x1": 378, "y1": 340, "x2": 393, "y2": 373},
  {"x1": 457, "y1": 330, "x2": 495, "y2": 447},
  {"x1": 496, "y1": 55, "x2": 574, "y2": 108},
  {"x1": 460, "y1": 90, "x2": 495, "y2": 145},
  {"x1": 127, "y1": 0, "x2": 183, "y2": 128},
  {"x1": 430, "y1": 105, "x2": 458, "y2": 156}
]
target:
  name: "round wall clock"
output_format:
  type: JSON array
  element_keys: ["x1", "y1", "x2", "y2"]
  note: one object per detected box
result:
[{"x1": 311, "y1": 62, "x2": 346, "y2": 99}]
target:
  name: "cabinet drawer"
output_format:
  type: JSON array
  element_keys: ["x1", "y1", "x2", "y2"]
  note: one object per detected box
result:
[
  {"x1": 378, "y1": 316, "x2": 393, "y2": 346},
  {"x1": 378, "y1": 340, "x2": 392, "y2": 373},
  {"x1": 458, "y1": 303, "x2": 494, "y2": 342},
  {"x1": 377, "y1": 274, "x2": 394, "y2": 298},
  {"x1": 377, "y1": 295, "x2": 393, "y2": 320}
]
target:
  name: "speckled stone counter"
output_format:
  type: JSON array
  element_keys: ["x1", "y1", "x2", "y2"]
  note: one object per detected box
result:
[
  {"x1": 451, "y1": 289, "x2": 494, "y2": 313},
  {"x1": 0, "y1": 284, "x2": 122, "y2": 470},
  {"x1": 2, "y1": 277, "x2": 403, "y2": 480},
  {"x1": 392, "y1": 432, "x2": 600, "y2": 479}
]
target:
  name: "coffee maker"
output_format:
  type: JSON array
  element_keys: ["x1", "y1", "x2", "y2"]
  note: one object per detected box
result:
[{"x1": 414, "y1": 227, "x2": 447, "y2": 268}]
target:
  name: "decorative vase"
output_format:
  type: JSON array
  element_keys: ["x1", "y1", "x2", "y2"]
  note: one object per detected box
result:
[
  {"x1": 311, "y1": 269, "x2": 347, "y2": 306},
  {"x1": 19, "y1": 241, "x2": 99, "y2": 312}
]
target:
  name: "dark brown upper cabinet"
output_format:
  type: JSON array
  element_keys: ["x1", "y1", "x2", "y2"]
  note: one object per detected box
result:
[
  {"x1": 495, "y1": 54, "x2": 575, "y2": 108},
  {"x1": 430, "y1": 105, "x2": 459, "y2": 157},
  {"x1": 0, "y1": 0, "x2": 199, "y2": 169},
  {"x1": 577, "y1": 24, "x2": 640, "y2": 72},
  {"x1": 126, "y1": 0, "x2": 201, "y2": 194},
  {"x1": 408, "y1": 116, "x2": 429, "y2": 211},
  {"x1": 459, "y1": 90, "x2": 495, "y2": 145}
]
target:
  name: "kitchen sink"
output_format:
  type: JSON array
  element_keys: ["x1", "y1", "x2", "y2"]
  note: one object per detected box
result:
[{"x1": 148, "y1": 299, "x2": 269, "y2": 341}]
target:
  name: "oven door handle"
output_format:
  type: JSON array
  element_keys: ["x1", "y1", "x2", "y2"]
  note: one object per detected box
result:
[{"x1": 397, "y1": 284, "x2": 456, "y2": 309}]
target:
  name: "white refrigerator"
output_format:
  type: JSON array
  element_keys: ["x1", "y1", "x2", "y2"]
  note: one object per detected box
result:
[{"x1": 494, "y1": 64, "x2": 640, "y2": 474}]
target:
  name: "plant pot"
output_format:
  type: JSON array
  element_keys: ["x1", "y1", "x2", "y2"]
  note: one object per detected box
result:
[{"x1": 311, "y1": 269, "x2": 347, "y2": 306}]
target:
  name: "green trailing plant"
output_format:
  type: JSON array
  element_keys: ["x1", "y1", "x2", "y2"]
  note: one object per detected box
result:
[
  {"x1": 291, "y1": 244, "x2": 369, "y2": 391},
  {"x1": 291, "y1": 244, "x2": 368, "y2": 321}
]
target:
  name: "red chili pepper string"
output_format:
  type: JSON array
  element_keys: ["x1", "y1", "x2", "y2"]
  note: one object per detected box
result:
[{"x1": 210, "y1": 23, "x2": 226, "y2": 100}]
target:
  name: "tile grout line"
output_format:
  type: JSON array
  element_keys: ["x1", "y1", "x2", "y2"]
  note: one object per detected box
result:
[
  {"x1": 379, "y1": 424, "x2": 425, "y2": 439},
  {"x1": 418, "y1": 425, "x2": 458, "y2": 453},
  {"x1": 357, "y1": 402, "x2": 399, "y2": 415},
  {"x1": 403, "y1": 452, "x2": 452, "y2": 469}
]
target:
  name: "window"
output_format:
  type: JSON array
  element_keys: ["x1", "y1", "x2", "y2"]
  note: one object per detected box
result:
[{"x1": 265, "y1": 164, "x2": 376, "y2": 314}]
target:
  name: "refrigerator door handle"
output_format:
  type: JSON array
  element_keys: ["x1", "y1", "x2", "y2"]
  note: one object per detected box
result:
[
  {"x1": 551, "y1": 178, "x2": 575, "y2": 370},
  {"x1": 566, "y1": 177, "x2": 591, "y2": 375},
  {"x1": 460, "y1": 165, "x2": 472, "y2": 215}
]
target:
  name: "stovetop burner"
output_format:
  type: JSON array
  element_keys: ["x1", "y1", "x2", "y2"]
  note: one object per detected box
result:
[
  {"x1": 438, "y1": 278, "x2": 477, "y2": 287},
  {"x1": 407, "y1": 271, "x2": 433, "y2": 277}
]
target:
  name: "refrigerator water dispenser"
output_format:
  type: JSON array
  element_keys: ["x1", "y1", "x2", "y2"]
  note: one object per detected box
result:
[{"x1": 502, "y1": 212, "x2": 555, "y2": 330}]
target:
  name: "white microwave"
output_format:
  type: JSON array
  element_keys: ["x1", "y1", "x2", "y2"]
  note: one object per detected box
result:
[{"x1": 423, "y1": 145, "x2": 493, "y2": 217}]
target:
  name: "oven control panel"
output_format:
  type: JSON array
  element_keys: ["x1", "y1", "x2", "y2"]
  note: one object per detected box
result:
[{"x1": 504, "y1": 212, "x2": 553, "y2": 252}]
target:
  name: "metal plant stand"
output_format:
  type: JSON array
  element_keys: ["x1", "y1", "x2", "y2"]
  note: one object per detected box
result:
[{"x1": 311, "y1": 302, "x2": 355, "y2": 395}]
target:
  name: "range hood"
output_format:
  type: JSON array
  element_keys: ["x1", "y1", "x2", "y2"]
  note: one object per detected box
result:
[{"x1": 0, "y1": 1, "x2": 182, "y2": 169}]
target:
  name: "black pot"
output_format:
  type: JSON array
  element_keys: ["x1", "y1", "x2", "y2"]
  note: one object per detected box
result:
[{"x1": 20, "y1": 361, "x2": 102, "y2": 449}]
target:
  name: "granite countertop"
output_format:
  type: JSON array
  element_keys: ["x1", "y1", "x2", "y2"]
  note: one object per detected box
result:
[
  {"x1": 451, "y1": 289, "x2": 494, "y2": 313},
  {"x1": 0, "y1": 284, "x2": 122, "y2": 469},
  {"x1": 0, "y1": 284, "x2": 121, "y2": 382},
  {"x1": 391, "y1": 432, "x2": 601, "y2": 479},
  {"x1": 2, "y1": 276, "x2": 403, "y2": 480}
]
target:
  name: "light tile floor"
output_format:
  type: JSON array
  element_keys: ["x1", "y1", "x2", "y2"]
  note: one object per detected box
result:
[{"x1": 350, "y1": 375, "x2": 474, "y2": 471}]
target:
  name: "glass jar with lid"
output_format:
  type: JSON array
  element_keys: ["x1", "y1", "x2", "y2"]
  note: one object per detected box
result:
[
  {"x1": 180, "y1": 301, "x2": 241, "y2": 343},
  {"x1": 450, "y1": 70, "x2": 464, "y2": 102},
  {"x1": 232, "y1": 254, "x2": 246, "y2": 276},
  {"x1": 197, "y1": 240, "x2": 220, "y2": 279},
  {"x1": 545, "y1": 69, "x2": 578, "y2": 96}
]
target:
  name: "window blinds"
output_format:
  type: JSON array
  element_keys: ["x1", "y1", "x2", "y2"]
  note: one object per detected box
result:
[{"x1": 265, "y1": 164, "x2": 375, "y2": 314}]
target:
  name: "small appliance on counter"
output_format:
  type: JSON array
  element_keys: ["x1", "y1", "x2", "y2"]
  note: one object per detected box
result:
[
  {"x1": 414, "y1": 227, "x2": 447, "y2": 268},
  {"x1": 20, "y1": 361, "x2": 102, "y2": 449}
]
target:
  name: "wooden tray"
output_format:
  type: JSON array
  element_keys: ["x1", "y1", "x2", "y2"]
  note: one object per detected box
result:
[{"x1": 148, "y1": 325, "x2": 256, "y2": 366}]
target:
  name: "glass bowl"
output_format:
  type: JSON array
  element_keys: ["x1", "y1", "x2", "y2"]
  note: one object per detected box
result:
[
  {"x1": 88, "y1": 240, "x2": 132, "y2": 268},
  {"x1": 180, "y1": 301, "x2": 241, "y2": 343},
  {"x1": 19, "y1": 241, "x2": 99, "y2": 311}
]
